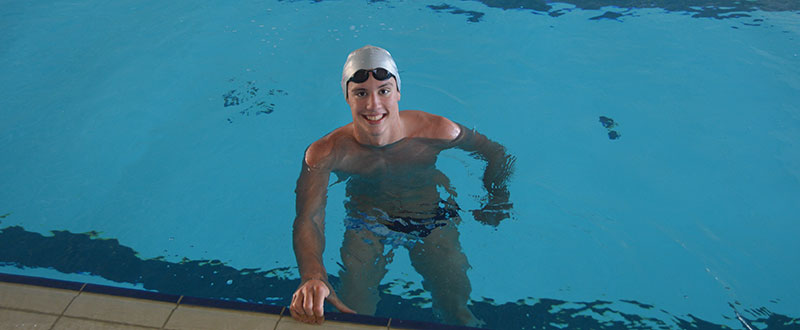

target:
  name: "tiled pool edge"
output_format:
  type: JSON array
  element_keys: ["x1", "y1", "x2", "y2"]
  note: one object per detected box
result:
[{"x1": 0, "y1": 272, "x2": 484, "y2": 330}]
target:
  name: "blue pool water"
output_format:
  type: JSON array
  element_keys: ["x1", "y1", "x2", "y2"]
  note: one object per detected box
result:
[{"x1": 2, "y1": 1, "x2": 799, "y2": 329}]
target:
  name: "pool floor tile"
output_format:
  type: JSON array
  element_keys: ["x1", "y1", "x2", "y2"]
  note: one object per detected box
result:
[
  {"x1": 276, "y1": 316, "x2": 389, "y2": 330},
  {"x1": 63, "y1": 292, "x2": 175, "y2": 328},
  {"x1": 0, "y1": 282, "x2": 78, "y2": 314},
  {"x1": 52, "y1": 317, "x2": 158, "y2": 330},
  {"x1": 164, "y1": 305, "x2": 280, "y2": 330},
  {"x1": 0, "y1": 309, "x2": 59, "y2": 329}
]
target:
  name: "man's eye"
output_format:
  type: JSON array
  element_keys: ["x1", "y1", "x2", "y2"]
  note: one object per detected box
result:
[
  {"x1": 355, "y1": 91, "x2": 367, "y2": 97},
  {"x1": 379, "y1": 89, "x2": 390, "y2": 95}
]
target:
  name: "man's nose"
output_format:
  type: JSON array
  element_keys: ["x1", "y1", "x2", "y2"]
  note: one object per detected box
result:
[{"x1": 365, "y1": 92, "x2": 380, "y2": 110}]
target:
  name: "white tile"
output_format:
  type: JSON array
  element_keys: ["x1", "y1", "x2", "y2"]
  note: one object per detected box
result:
[
  {"x1": 0, "y1": 282, "x2": 77, "y2": 314},
  {"x1": 52, "y1": 317, "x2": 157, "y2": 330},
  {"x1": 277, "y1": 316, "x2": 388, "y2": 330},
  {"x1": 63, "y1": 292, "x2": 174, "y2": 328},
  {"x1": 164, "y1": 305, "x2": 280, "y2": 330},
  {"x1": 0, "y1": 308, "x2": 58, "y2": 329}
]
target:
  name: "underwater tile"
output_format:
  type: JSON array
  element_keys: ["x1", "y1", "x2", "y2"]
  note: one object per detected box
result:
[
  {"x1": 0, "y1": 272, "x2": 84, "y2": 291},
  {"x1": 83, "y1": 283, "x2": 180, "y2": 303},
  {"x1": 390, "y1": 318, "x2": 479, "y2": 330},
  {"x1": 180, "y1": 295, "x2": 283, "y2": 314},
  {"x1": 326, "y1": 312, "x2": 390, "y2": 326}
]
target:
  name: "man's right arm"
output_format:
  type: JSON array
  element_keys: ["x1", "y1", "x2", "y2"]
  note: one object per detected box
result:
[
  {"x1": 293, "y1": 149, "x2": 331, "y2": 285},
  {"x1": 290, "y1": 141, "x2": 354, "y2": 324}
]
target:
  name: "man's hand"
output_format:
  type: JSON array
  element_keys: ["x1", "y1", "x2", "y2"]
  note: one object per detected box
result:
[
  {"x1": 472, "y1": 187, "x2": 512, "y2": 227},
  {"x1": 471, "y1": 202, "x2": 512, "y2": 226},
  {"x1": 290, "y1": 278, "x2": 355, "y2": 324}
]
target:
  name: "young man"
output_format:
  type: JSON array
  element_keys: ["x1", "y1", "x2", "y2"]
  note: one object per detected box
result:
[{"x1": 290, "y1": 45, "x2": 514, "y2": 326}]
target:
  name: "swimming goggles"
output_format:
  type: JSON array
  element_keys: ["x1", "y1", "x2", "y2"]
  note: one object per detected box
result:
[{"x1": 347, "y1": 68, "x2": 395, "y2": 84}]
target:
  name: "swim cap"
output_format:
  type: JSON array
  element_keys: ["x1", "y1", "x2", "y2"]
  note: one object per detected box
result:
[{"x1": 341, "y1": 45, "x2": 401, "y2": 98}]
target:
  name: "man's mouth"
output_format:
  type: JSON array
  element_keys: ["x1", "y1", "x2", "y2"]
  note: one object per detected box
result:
[{"x1": 363, "y1": 113, "x2": 387, "y2": 124}]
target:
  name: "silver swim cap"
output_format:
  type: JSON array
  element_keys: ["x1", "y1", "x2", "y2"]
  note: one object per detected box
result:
[{"x1": 341, "y1": 45, "x2": 401, "y2": 98}]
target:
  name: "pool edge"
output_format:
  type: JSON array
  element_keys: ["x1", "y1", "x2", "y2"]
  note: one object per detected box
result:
[{"x1": 0, "y1": 272, "x2": 484, "y2": 330}]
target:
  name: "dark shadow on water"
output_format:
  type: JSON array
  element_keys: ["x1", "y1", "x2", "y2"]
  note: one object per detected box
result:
[
  {"x1": 283, "y1": 0, "x2": 800, "y2": 23},
  {"x1": 1, "y1": 224, "x2": 797, "y2": 329},
  {"x1": 469, "y1": 0, "x2": 799, "y2": 16},
  {"x1": 428, "y1": 4, "x2": 486, "y2": 22}
]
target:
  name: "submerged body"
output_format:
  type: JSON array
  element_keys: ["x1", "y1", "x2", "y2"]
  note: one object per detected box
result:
[{"x1": 289, "y1": 46, "x2": 514, "y2": 327}]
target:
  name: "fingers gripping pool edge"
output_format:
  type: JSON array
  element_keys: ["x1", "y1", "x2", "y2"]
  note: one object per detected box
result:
[{"x1": 290, "y1": 278, "x2": 355, "y2": 324}]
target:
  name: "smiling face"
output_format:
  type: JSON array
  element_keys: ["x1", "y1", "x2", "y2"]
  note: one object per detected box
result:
[{"x1": 346, "y1": 74, "x2": 402, "y2": 146}]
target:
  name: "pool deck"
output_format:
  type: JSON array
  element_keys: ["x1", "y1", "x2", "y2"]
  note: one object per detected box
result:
[{"x1": 0, "y1": 273, "x2": 474, "y2": 330}]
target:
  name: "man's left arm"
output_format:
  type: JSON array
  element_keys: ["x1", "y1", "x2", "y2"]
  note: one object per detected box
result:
[{"x1": 449, "y1": 123, "x2": 516, "y2": 226}]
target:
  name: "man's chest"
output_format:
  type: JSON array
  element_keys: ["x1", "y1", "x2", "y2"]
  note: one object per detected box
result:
[{"x1": 336, "y1": 143, "x2": 440, "y2": 176}]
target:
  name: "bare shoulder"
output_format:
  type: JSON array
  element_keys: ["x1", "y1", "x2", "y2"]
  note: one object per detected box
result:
[
  {"x1": 304, "y1": 125, "x2": 353, "y2": 169},
  {"x1": 401, "y1": 110, "x2": 461, "y2": 141}
]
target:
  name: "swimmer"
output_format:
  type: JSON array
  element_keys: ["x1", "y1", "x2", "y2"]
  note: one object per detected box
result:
[{"x1": 290, "y1": 45, "x2": 515, "y2": 326}]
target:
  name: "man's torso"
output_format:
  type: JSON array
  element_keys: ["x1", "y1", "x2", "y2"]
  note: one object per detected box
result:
[{"x1": 333, "y1": 134, "x2": 454, "y2": 218}]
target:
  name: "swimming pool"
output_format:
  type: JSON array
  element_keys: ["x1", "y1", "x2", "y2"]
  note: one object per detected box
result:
[{"x1": 1, "y1": 0, "x2": 799, "y2": 328}]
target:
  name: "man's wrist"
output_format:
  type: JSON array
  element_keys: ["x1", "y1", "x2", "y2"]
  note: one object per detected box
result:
[
  {"x1": 299, "y1": 268, "x2": 328, "y2": 284},
  {"x1": 486, "y1": 186, "x2": 510, "y2": 200}
]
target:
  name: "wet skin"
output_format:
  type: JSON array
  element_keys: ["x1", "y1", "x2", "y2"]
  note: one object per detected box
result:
[{"x1": 290, "y1": 75, "x2": 514, "y2": 326}]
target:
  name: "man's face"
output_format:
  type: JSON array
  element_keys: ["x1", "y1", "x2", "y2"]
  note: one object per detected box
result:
[{"x1": 346, "y1": 75, "x2": 401, "y2": 137}]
